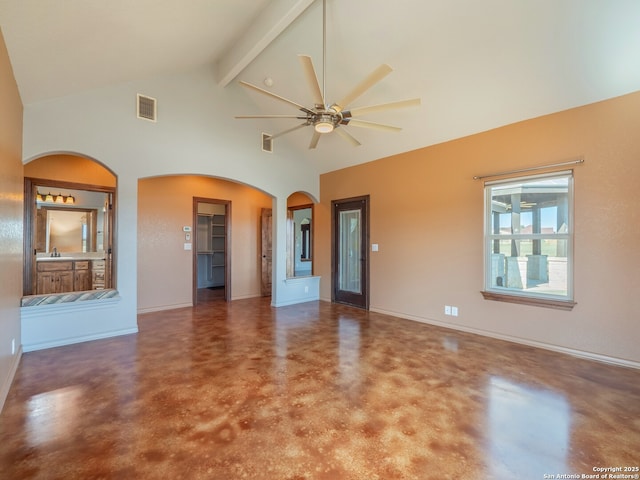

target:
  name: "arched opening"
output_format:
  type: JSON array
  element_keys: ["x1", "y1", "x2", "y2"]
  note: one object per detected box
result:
[
  {"x1": 137, "y1": 175, "x2": 272, "y2": 312},
  {"x1": 23, "y1": 154, "x2": 116, "y2": 297}
]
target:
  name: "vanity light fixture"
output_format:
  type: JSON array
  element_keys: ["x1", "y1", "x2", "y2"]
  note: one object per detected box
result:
[{"x1": 36, "y1": 191, "x2": 75, "y2": 205}]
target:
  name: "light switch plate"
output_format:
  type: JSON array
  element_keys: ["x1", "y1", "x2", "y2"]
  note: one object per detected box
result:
[
  {"x1": 371, "y1": 243, "x2": 379, "y2": 252},
  {"x1": 184, "y1": 243, "x2": 192, "y2": 250}
]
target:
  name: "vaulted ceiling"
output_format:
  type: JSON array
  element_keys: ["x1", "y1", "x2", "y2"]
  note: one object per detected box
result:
[{"x1": 2, "y1": 0, "x2": 639, "y2": 173}]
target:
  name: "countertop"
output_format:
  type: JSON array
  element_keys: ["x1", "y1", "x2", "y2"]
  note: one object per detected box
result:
[{"x1": 36, "y1": 256, "x2": 106, "y2": 262}]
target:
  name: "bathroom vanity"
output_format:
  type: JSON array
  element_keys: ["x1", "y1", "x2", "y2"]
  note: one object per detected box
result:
[{"x1": 35, "y1": 256, "x2": 106, "y2": 294}]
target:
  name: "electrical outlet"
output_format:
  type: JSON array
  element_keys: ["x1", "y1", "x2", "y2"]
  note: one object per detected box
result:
[
  {"x1": 444, "y1": 305, "x2": 452, "y2": 315},
  {"x1": 451, "y1": 306, "x2": 459, "y2": 317},
  {"x1": 304, "y1": 286, "x2": 309, "y2": 293}
]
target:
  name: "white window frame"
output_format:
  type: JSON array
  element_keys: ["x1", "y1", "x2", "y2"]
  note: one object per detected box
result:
[{"x1": 482, "y1": 170, "x2": 576, "y2": 310}]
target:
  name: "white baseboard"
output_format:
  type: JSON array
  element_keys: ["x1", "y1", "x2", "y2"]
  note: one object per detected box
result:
[
  {"x1": 0, "y1": 345, "x2": 23, "y2": 412},
  {"x1": 137, "y1": 302, "x2": 193, "y2": 314},
  {"x1": 231, "y1": 293, "x2": 262, "y2": 301},
  {"x1": 370, "y1": 306, "x2": 640, "y2": 370},
  {"x1": 22, "y1": 327, "x2": 138, "y2": 353},
  {"x1": 272, "y1": 296, "x2": 320, "y2": 308}
]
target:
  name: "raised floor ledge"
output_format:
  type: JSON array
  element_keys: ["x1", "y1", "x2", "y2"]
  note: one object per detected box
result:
[{"x1": 21, "y1": 289, "x2": 120, "y2": 307}]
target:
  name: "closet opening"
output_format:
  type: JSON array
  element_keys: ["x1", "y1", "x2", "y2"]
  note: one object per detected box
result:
[{"x1": 193, "y1": 198, "x2": 230, "y2": 304}]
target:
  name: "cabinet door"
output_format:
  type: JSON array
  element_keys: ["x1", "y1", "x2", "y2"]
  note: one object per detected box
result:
[
  {"x1": 92, "y1": 270, "x2": 105, "y2": 289},
  {"x1": 91, "y1": 260, "x2": 105, "y2": 289},
  {"x1": 37, "y1": 271, "x2": 55, "y2": 294},
  {"x1": 74, "y1": 270, "x2": 91, "y2": 291},
  {"x1": 57, "y1": 271, "x2": 74, "y2": 293}
]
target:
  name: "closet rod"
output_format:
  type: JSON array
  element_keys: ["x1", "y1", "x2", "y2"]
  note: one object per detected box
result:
[{"x1": 473, "y1": 158, "x2": 584, "y2": 180}]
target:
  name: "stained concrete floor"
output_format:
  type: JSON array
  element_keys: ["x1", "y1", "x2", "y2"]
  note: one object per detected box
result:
[{"x1": 1, "y1": 297, "x2": 639, "y2": 479}]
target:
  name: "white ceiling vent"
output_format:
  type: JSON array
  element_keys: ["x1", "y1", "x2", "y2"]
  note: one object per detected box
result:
[
  {"x1": 137, "y1": 94, "x2": 157, "y2": 122},
  {"x1": 262, "y1": 133, "x2": 273, "y2": 153}
]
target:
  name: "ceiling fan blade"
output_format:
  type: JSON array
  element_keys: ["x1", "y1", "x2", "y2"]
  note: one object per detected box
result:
[
  {"x1": 235, "y1": 115, "x2": 307, "y2": 119},
  {"x1": 239, "y1": 81, "x2": 313, "y2": 114},
  {"x1": 298, "y1": 55, "x2": 324, "y2": 107},
  {"x1": 268, "y1": 122, "x2": 309, "y2": 140},
  {"x1": 346, "y1": 118, "x2": 402, "y2": 132},
  {"x1": 347, "y1": 98, "x2": 421, "y2": 118},
  {"x1": 335, "y1": 127, "x2": 361, "y2": 147},
  {"x1": 336, "y1": 64, "x2": 393, "y2": 110},
  {"x1": 309, "y1": 131, "x2": 321, "y2": 149}
]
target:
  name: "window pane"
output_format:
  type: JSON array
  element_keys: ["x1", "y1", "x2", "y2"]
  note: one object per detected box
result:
[
  {"x1": 490, "y1": 176, "x2": 569, "y2": 235},
  {"x1": 489, "y1": 238, "x2": 569, "y2": 296},
  {"x1": 338, "y1": 209, "x2": 361, "y2": 293}
]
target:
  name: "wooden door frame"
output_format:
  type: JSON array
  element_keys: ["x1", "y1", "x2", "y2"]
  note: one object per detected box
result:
[
  {"x1": 331, "y1": 195, "x2": 370, "y2": 309},
  {"x1": 261, "y1": 207, "x2": 272, "y2": 297},
  {"x1": 192, "y1": 197, "x2": 231, "y2": 304},
  {"x1": 287, "y1": 203, "x2": 314, "y2": 278}
]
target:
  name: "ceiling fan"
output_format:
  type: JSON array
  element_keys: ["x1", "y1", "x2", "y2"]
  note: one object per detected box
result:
[{"x1": 235, "y1": 0, "x2": 420, "y2": 149}]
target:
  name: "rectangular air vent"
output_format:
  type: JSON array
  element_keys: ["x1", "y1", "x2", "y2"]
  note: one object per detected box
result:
[
  {"x1": 262, "y1": 133, "x2": 273, "y2": 153},
  {"x1": 137, "y1": 94, "x2": 157, "y2": 122}
]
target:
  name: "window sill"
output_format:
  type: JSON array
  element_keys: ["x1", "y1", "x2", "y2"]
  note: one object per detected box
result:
[{"x1": 481, "y1": 291, "x2": 576, "y2": 311}]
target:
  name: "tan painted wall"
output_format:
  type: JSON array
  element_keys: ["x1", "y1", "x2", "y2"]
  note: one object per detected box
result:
[
  {"x1": 24, "y1": 154, "x2": 116, "y2": 186},
  {"x1": 318, "y1": 91, "x2": 640, "y2": 365},
  {"x1": 287, "y1": 192, "x2": 314, "y2": 207},
  {"x1": 137, "y1": 175, "x2": 272, "y2": 311},
  {"x1": 0, "y1": 29, "x2": 24, "y2": 409}
]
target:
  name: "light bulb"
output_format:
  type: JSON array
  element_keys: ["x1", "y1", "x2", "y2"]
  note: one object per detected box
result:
[
  {"x1": 314, "y1": 114, "x2": 335, "y2": 133},
  {"x1": 314, "y1": 121, "x2": 334, "y2": 133}
]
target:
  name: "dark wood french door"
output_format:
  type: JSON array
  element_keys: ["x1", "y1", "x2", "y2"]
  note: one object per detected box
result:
[{"x1": 332, "y1": 195, "x2": 369, "y2": 309}]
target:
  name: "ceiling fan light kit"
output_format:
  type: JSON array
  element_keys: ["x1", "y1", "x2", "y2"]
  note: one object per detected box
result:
[
  {"x1": 236, "y1": 0, "x2": 420, "y2": 150},
  {"x1": 314, "y1": 114, "x2": 335, "y2": 133}
]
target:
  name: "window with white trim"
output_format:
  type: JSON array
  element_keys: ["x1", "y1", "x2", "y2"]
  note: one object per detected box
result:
[{"x1": 483, "y1": 171, "x2": 574, "y2": 306}]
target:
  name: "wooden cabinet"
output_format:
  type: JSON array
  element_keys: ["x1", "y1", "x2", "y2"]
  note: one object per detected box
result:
[
  {"x1": 74, "y1": 261, "x2": 91, "y2": 291},
  {"x1": 36, "y1": 261, "x2": 75, "y2": 294},
  {"x1": 36, "y1": 260, "x2": 94, "y2": 294}
]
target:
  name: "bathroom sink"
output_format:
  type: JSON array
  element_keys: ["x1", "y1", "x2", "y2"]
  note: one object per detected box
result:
[{"x1": 37, "y1": 256, "x2": 74, "y2": 261}]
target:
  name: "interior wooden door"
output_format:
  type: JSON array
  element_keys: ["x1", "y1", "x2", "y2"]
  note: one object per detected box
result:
[
  {"x1": 261, "y1": 208, "x2": 272, "y2": 297},
  {"x1": 332, "y1": 196, "x2": 369, "y2": 309}
]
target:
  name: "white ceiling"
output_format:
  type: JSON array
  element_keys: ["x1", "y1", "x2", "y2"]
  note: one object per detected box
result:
[{"x1": 2, "y1": 0, "x2": 640, "y2": 173}]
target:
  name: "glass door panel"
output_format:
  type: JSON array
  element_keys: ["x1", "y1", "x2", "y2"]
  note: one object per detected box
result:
[{"x1": 338, "y1": 209, "x2": 362, "y2": 294}]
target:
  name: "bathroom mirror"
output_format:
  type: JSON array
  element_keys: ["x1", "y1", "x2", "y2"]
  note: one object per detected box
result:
[
  {"x1": 37, "y1": 207, "x2": 99, "y2": 253},
  {"x1": 287, "y1": 205, "x2": 313, "y2": 277},
  {"x1": 35, "y1": 186, "x2": 108, "y2": 254}
]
